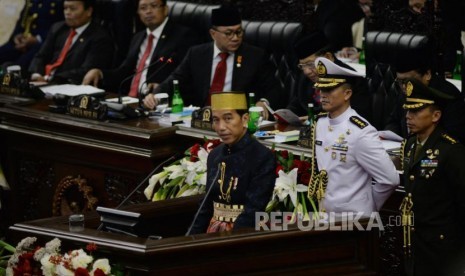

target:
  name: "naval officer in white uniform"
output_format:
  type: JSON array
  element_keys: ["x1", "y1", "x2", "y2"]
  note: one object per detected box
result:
[{"x1": 311, "y1": 57, "x2": 399, "y2": 216}]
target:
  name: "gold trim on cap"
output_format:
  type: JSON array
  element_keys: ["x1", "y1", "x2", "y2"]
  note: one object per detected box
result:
[
  {"x1": 403, "y1": 103, "x2": 426, "y2": 109},
  {"x1": 211, "y1": 92, "x2": 247, "y2": 110},
  {"x1": 406, "y1": 98, "x2": 435, "y2": 104}
]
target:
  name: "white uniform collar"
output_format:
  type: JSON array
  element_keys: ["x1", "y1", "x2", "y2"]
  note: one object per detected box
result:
[{"x1": 328, "y1": 107, "x2": 353, "y2": 126}]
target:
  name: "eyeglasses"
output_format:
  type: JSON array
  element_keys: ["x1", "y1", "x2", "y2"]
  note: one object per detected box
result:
[
  {"x1": 297, "y1": 62, "x2": 316, "y2": 70},
  {"x1": 213, "y1": 28, "x2": 244, "y2": 39},
  {"x1": 139, "y1": 3, "x2": 165, "y2": 12}
]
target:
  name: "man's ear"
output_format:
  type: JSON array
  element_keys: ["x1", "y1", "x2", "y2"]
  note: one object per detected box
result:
[
  {"x1": 242, "y1": 113, "x2": 249, "y2": 127},
  {"x1": 432, "y1": 109, "x2": 442, "y2": 123},
  {"x1": 344, "y1": 89, "x2": 352, "y2": 101}
]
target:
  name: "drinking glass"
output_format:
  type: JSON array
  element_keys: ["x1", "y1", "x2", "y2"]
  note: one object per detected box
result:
[{"x1": 155, "y1": 93, "x2": 169, "y2": 117}]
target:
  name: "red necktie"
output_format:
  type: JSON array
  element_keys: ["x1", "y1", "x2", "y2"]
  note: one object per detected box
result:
[
  {"x1": 207, "y1": 52, "x2": 229, "y2": 105},
  {"x1": 45, "y1": 28, "x2": 77, "y2": 76},
  {"x1": 129, "y1": 34, "x2": 154, "y2": 97}
]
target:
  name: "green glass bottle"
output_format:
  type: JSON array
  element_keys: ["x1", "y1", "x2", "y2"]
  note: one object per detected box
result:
[
  {"x1": 248, "y1": 93, "x2": 259, "y2": 133},
  {"x1": 306, "y1": 103, "x2": 315, "y2": 126},
  {"x1": 359, "y1": 38, "x2": 365, "y2": 65},
  {"x1": 171, "y1": 79, "x2": 184, "y2": 113}
]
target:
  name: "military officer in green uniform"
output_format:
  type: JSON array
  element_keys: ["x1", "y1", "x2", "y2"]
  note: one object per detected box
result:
[{"x1": 400, "y1": 78, "x2": 465, "y2": 276}]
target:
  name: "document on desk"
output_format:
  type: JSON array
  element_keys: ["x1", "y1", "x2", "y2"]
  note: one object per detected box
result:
[{"x1": 40, "y1": 84, "x2": 105, "y2": 98}]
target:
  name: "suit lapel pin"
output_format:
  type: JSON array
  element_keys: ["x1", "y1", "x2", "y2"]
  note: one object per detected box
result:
[
  {"x1": 236, "y1": 55, "x2": 242, "y2": 68},
  {"x1": 79, "y1": 38, "x2": 84, "y2": 43},
  {"x1": 161, "y1": 34, "x2": 166, "y2": 39}
]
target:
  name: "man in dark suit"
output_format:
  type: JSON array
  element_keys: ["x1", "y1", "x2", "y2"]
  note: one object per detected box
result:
[
  {"x1": 28, "y1": 0, "x2": 114, "y2": 84},
  {"x1": 144, "y1": 5, "x2": 286, "y2": 119},
  {"x1": 82, "y1": 0, "x2": 198, "y2": 96},
  {"x1": 400, "y1": 78, "x2": 465, "y2": 276},
  {"x1": 385, "y1": 44, "x2": 465, "y2": 142},
  {"x1": 288, "y1": 31, "x2": 372, "y2": 123},
  {"x1": 0, "y1": 0, "x2": 64, "y2": 74}
]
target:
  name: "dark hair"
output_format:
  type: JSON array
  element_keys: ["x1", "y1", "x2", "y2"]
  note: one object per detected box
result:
[
  {"x1": 65, "y1": 0, "x2": 96, "y2": 10},
  {"x1": 236, "y1": 109, "x2": 248, "y2": 116}
]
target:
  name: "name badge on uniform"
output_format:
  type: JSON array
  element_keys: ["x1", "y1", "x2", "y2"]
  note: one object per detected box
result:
[{"x1": 420, "y1": 159, "x2": 438, "y2": 168}]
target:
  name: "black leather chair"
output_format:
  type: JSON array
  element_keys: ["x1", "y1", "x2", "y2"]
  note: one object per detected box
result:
[
  {"x1": 95, "y1": 0, "x2": 136, "y2": 66},
  {"x1": 365, "y1": 31, "x2": 429, "y2": 130},
  {"x1": 168, "y1": 1, "x2": 303, "y2": 102}
]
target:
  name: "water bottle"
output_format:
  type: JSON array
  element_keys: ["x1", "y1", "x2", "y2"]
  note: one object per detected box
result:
[{"x1": 171, "y1": 79, "x2": 184, "y2": 113}]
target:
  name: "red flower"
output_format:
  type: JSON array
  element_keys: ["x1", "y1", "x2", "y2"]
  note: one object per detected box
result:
[
  {"x1": 203, "y1": 139, "x2": 221, "y2": 152},
  {"x1": 280, "y1": 150, "x2": 289, "y2": 159},
  {"x1": 75, "y1": 267, "x2": 90, "y2": 276},
  {"x1": 292, "y1": 159, "x2": 311, "y2": 173},
  {"x1": 93, "y1": 268, "x2": 107, "y2": 276},
  {"x1": 189, "y1": 143, "x2": 201, "y2": 161},
  {"x1": 275, "y1": 165, "x2": 284, "y2": 176},
  {"x1": 300, "y1": 172, "x2": 311, "y2": 186},
  {"x1": 86, "y1": 243, "x2": 97, "y2": 252}
]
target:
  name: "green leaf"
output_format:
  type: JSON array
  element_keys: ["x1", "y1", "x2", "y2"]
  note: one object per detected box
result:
[
  {"x1": 0, "y1": 240, "x2": 15, "y2": 253},
  {"x1": 175, "y1": 184, "x2": 192, "y2": 198}
]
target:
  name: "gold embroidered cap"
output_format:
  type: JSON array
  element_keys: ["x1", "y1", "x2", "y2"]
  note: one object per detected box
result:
[
  {"x1": 402, "y1": 78, "x2": 454, "y2": 110},
  {"x1": 211, "y1": 92, "x2": 247, "y2": 111},
  {"x1": 314, "y1": 57, "x2": 364, "y2": 88}
]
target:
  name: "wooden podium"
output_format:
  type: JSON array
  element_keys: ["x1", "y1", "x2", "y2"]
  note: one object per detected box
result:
[{"x1": 9, "y1": 196, "x2": 381, "y2": 275}]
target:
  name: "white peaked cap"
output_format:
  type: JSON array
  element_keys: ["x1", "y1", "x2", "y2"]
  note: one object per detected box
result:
[{"x1": 314, "y1": 57, "x2": 364, "y2": 88}]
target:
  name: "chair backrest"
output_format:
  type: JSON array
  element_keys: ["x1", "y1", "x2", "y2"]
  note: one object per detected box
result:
[
  {"x1": 364, "y1": 31, "x2": 429, "y2": 130},
  {"x1": 168, "y1": 1, "x2": 219, "y2": 43},
  {"x1": 95, "y1": 0, "x2": 136, "y2": 66}
]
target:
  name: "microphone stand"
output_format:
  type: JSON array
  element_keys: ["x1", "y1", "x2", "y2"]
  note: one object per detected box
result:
[
  {"x1": 185, "y1": 163, "x2": 221, "y2": 236},
  {"x1": 138, "y1": 56, "x2": 175, "y2": 111},
  {"x1": 97, "y1": 152, "x2": 182, "y2": 231},
  {"x1": 116, "y1": 56, "x2": 166, "y2": 104}
]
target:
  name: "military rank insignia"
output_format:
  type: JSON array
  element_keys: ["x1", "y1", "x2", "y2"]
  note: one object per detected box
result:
[{"x1": 349, "y1": 116, "x2": 367, "y2": 129}]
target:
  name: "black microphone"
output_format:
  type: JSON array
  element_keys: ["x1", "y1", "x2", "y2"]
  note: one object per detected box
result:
[
  {"x1": 137, "y1": 54, "x2": 175, "y2": 109},
  {"x1": 185, "y1": 163, "x2": 221, "y2": 236},
  {"x1": 116, "y1": 56, "x2": 166, "y2": 104},
  {"x1": 96, "y1": 152, "x2": 183, "y2": 231},
  {"x1": 104, "y1": 57, "x2": 166, "y2": 119}
]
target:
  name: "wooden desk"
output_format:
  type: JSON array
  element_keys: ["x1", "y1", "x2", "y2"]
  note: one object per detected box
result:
[
  {"x1": 0, "y1": 95, "x2": 199, "y2": 230},
  {"x1": 9, "y1": 196, "x2": 380, "y2": 275}
]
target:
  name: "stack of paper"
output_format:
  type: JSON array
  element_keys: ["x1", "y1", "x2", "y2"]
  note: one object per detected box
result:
[
  {"x1": 274, "y1": 130, "x2": 300, "y2": 143},
  {"x1": 40, "y1": 84, "x2": 105, "y2": 98}
]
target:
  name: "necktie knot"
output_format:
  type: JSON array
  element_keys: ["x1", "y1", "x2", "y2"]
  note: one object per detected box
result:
[
  {"x1": 219, "y1": 52, "x2": 229, "y2": 61},
  {"x1": 70, "y1": 28, "x2": 77, "y2": 37}
]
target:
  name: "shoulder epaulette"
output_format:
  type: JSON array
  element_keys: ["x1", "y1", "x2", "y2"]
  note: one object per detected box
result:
[
  {"x1": 441, "y1": 133, "x2": 457, "y2": 144},
  {"x1": 349, "y1": 116, "x2": 368, "y2": 129},
  {"x1": 316, "y1": 112, "x2": 328, "y2": 121}
]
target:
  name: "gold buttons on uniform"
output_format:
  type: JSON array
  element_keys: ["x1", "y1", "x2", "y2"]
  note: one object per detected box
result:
[
  {"x1": 409, "y1": 175, "x2": 414, "y2": 181},
  {"x1": 439, "y1": 235, "x2": 445, "y2": 240},
  {"x1": 50, "y1": 10, "x2": 55, "y2": 15},
  {"x1": 38, "y1": 3, "x2": 43, "y2": 8},
  {"x1": 51, "y1": 2, "x2": 56, "y2": 7}
]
